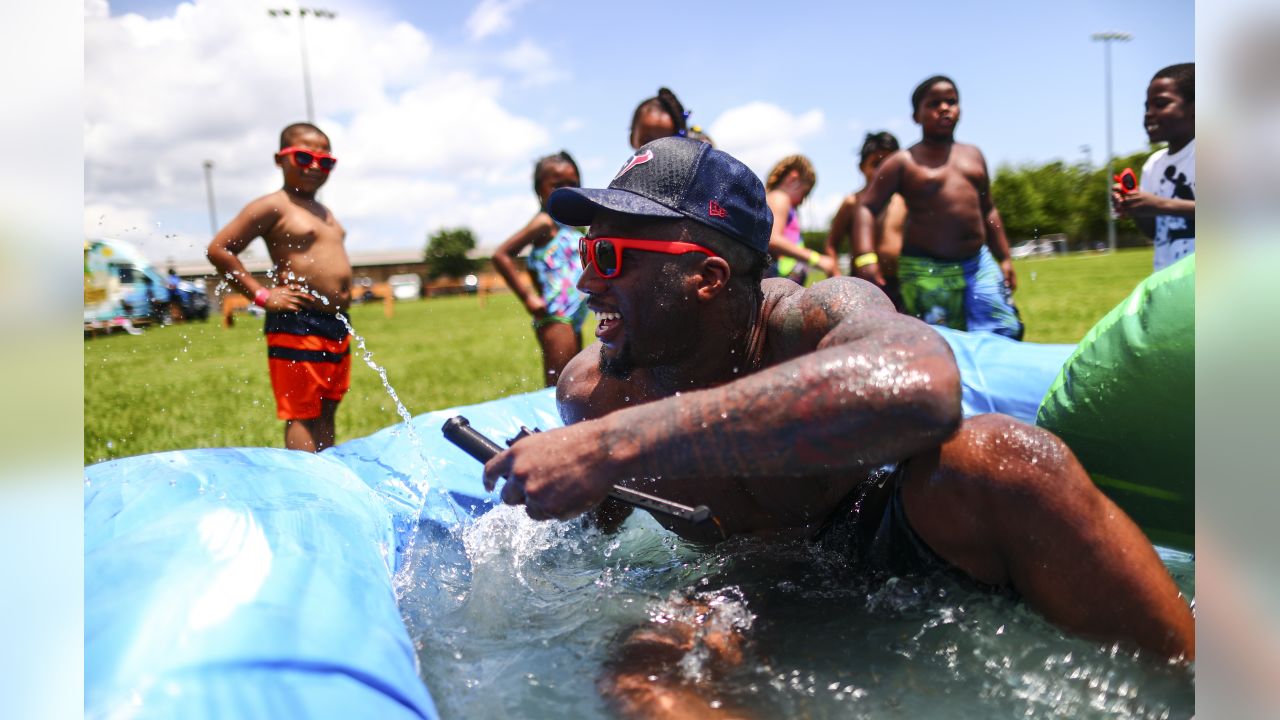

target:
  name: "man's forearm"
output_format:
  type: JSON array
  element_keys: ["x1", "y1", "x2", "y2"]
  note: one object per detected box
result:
[{"x1": 596, "y1": 335, "x2": 961, "y2": 483}]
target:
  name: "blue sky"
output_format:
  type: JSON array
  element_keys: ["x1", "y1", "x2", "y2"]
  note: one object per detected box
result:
[{"x1": 88, "y1": 0, "x2": 1193, "y2": 265}]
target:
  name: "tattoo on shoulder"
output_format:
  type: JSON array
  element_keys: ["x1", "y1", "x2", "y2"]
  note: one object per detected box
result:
[{"x1": 770, "y1": 279, "x2": 889, "y2": 350}]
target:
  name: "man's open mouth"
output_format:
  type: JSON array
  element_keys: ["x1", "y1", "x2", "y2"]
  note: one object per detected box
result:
[{"x1": 595, "y1": 310, "x2": 622, "y2": 344}]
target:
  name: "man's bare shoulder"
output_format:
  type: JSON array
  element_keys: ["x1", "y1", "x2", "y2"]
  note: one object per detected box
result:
[
  {"x1": 773, "y1": 277, "x2": 893, "y2": 321},
  {"x1": 764, "y1": 277, "x2": 894, "y2": 357},
  {"x1": 557, "y1": 345, "x2": 667, "y2": 424},
  {"x1": 556, "y1": 346, "x2": 616, "y2": 424}
]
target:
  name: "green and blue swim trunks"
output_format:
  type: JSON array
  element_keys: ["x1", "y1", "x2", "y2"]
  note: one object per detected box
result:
[{"x1": 896, "y1": 245, "x2": 1023, "y2": 340}]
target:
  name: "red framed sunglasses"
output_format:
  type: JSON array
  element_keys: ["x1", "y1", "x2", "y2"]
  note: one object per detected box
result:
[
  {"x1": 579, "y1": 236, "x2": 719, "y2": 279},
  {"x1": 279, "y1": 146, "x2": 338, "y2": 172}
]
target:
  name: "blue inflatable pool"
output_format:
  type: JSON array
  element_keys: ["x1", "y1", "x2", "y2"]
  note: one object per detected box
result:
[{"x1": 84, "y1": 329, "x2": 1074, "y2": 718}]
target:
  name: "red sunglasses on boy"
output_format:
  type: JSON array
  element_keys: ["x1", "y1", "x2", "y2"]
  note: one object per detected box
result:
[{"x1": 278, "y1": 146, "x2": 338, "y2": 172}]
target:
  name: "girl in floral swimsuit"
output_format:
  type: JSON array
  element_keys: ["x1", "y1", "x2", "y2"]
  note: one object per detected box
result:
[{"x1": 492, "y1": 151, "x2": 589, "y2": 387}]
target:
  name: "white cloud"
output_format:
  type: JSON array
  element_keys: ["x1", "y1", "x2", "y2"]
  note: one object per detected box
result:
[
  {"x1": 84, "y1": 0, "x2": 109, "y2": 20},
  {"x1": 798, "y1": 191, "x2": 846, "y2": 232},
  {"x1": 497, "y1": 39, "x2": 567, "y2": 86},
  {"x1": 85, "y1": 0, "x2": 551, "y2": 264},
  {"x1": 465, "y1": 0, "x2": 528, "y2": 40},
  {"x1": 708, "y1": 102, "x2": 825, "y2": 178}
]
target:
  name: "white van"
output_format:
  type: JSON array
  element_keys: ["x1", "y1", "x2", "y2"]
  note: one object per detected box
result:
[{"x1": 388, "y1": 273, "x2": 422, "y2": 301}]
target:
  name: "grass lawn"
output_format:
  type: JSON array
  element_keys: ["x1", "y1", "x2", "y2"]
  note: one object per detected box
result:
[
  {"x1": 1010, "y1": 247, "x2": 1154, "y2": 344},
  {"x1": 84, "y1": 248, "x2": 1153, "y2": 464}
]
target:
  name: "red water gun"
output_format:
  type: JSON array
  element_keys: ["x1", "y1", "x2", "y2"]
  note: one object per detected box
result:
[{"x1": 1114, "y1": 168, "x2": 1138, "y2": 194}]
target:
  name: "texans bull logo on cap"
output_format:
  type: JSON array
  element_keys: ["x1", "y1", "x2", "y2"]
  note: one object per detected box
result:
[{"x1": 614, "y1": 149, "x2": 654, "y2": 180}]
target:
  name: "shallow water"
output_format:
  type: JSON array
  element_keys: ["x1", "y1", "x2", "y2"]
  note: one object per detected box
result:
[{"x1": 401, "y1": 507, "x2": 1194, "y2": 719}]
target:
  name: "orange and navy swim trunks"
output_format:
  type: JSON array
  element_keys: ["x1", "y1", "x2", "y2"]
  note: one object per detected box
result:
[{"x1": 265, "y1": 311, "x2": 352, "y2": 420}]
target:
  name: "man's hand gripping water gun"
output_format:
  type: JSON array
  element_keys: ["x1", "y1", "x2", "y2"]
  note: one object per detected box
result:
[{"x1": 442, "y1": 416, "x2": 725, "y2": 537}]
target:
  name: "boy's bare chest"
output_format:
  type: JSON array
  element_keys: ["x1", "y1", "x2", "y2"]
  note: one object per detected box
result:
[
  {"x1": 902, "y1": 153, "x2": 986, "y2": 199},
  {"x1": 269, "y1": 206, "x2": 345, "y2": 252}
]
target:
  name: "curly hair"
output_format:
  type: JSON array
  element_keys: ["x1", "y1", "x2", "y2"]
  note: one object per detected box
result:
[{"x1": 765, "y1": 154, "x2": 816, "y2": 191}]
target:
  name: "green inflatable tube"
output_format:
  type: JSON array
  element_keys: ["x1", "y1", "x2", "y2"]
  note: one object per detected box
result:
[{"x1": 1036, "y1": 255, "x2": 1194, "y2": 552}]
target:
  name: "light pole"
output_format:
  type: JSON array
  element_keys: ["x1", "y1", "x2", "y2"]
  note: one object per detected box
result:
[
  {"x1": 1092, "y1": 31, "x2": 1132, "y2": 253},
  {"x1": 268, "y1": 7, "x2": 337, "y2": 123},
  {"x1": 202, "y1": 160, "x2": 218, "y2": 236}
]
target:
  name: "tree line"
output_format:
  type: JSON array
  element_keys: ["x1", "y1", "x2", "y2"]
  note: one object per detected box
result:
[
  {"x1": 990, "y1": 147, "x2": 1155, "y2": 250},
  {"x1": 426, "y1": 148, "x2": 1161, "y2": 278},
  {"x1": 801, "y1": 147, "x2": 1157, "y2": 254}
]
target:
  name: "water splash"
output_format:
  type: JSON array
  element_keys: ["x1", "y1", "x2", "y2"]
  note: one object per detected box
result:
[
  {"x1": 401, "y1": 510, "x2": 1193, "y2": 719},
  {"x1": 330, "y1": 307, "x2": 464, "y2": 592},
  {"x1": 281, "y1": 284, "x2": 465, "y2": 597}
]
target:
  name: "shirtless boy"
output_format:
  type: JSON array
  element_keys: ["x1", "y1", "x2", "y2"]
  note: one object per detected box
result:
[
  {"x1": 825, "y1": 131, "x2": 907, "y2": 305},
  {"x1": 853, "y1": 76, "x2": 1022, "y2": 339},
  {"x1": 484, "y1": 137, "x2": 1192, "y2": 716},
  {"x1": 207, "y1": 122, "x2": 353, "y2": 452}
]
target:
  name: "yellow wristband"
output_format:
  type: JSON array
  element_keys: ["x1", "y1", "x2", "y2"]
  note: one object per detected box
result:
[
  {"x1": 808, "y1": 250, "x2": 823, "y2": 266},
  {"x1": 853, "y1": 252, "x2": 879, "y2": 269}
]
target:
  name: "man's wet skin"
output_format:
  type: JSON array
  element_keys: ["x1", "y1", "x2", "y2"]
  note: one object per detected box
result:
[
  {"x1": 488, "y1": 205, "x2": 1192, "y2": 652},
  {"x1": 553, "y1": 212, "x2": 953, "y2": 543},
  {"x1": 481, "y1": 136, "x2": 1192, "y2": 716}
]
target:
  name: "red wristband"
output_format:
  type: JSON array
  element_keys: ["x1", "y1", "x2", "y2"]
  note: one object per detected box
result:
[{"x1": 253, "y1": 288, "x2": 270, "y2": 307}]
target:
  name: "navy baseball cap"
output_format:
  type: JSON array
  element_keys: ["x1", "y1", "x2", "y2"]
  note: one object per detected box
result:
[{"x1": 546, "y1": 136, "x2": 772, "y2": 254}]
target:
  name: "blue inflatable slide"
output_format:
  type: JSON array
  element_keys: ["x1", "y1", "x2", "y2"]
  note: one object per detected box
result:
[{"x1": 85, "y1": 329, "x2": 1074, "y2": 719}]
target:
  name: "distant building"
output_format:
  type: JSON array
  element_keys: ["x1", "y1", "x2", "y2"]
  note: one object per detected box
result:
[{"x1": 171, "y1": 249, "x2": 515, "y2": 303}]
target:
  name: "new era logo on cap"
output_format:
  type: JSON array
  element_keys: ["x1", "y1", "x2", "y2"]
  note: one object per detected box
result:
[{"x1": 708, "y1": 200, "x2": 728, "y2": 218}]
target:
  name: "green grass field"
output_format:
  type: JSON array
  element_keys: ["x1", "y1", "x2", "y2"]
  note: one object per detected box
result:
[{"x1": 84, "y1": 248, "x2": 1153, "y2": 465}]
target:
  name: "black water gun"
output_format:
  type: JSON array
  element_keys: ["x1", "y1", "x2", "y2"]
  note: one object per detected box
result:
[{"x1": 442, "y1": 416, "x2": 723, "y2": 533}]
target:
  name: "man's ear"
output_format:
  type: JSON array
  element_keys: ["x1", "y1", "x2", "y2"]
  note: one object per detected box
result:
[{"x1": 695, "y1": 256, "x2": 732, "y2": 301}]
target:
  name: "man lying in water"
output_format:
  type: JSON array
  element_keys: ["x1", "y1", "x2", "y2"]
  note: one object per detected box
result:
[{"x1": 481, "y1": 137, "x2": 1194, "y2": 718}]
